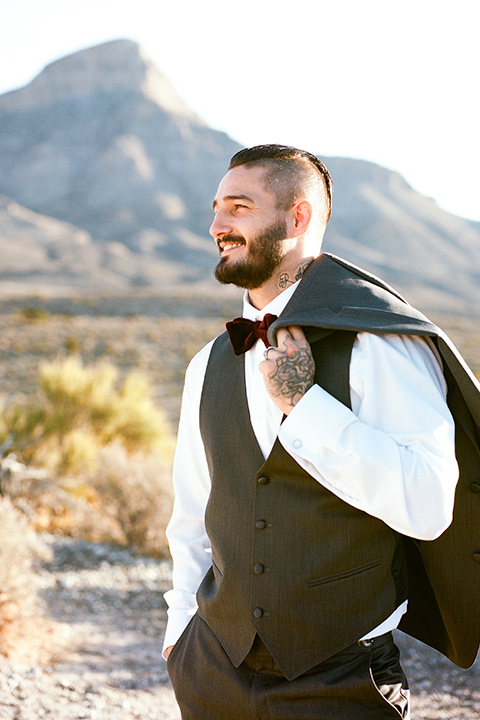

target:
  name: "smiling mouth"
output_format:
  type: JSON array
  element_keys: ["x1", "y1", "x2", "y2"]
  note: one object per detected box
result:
[{"x1": 218, "y1": 239, "x2": 245, "y2": 254}]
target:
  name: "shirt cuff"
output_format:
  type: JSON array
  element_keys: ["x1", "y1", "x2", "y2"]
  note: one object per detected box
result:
[
  {"x1": 162, "y1": 606, "x2": 197, "y2": 659},
  {"x1": 279, "y1": 383, "x2": 354, "y2": 455},
  {"x1": 162, "y1": 589, "x2": 198, "y2": 659}
]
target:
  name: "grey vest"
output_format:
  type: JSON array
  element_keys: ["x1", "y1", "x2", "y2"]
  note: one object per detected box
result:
[
  {"x1": 198, "y1": 253, "x2": 480, "y2": 679},
  {"x1": 199, "y1": 329, "x2": 407, "y2": 680}
]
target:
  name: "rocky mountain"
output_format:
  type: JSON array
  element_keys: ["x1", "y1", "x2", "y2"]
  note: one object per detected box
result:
[
  {"x1": 0, "y1": 38, "x2": 479, "y2": 317},
  {"x1": 0, "y1": 195, "x2": 213, "y2": 293},
  {"x1": 321, "y1": 159, "x2": 480, "y2": 316},
  {"x1": 0, "y1": 39, "x2": 238, "y2": 278}
]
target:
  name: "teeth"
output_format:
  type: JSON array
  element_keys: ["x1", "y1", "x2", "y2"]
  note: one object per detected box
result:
[{"x1": 223, "y1": 244, "x2": 239, "y2": 252}]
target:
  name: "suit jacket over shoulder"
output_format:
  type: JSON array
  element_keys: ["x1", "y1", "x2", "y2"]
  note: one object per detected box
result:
[{"x1": 268, "y1": 253, "x2": 480, "y2": 669}]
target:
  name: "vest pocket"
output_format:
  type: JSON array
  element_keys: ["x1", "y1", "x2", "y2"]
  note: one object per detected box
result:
[{"x1": 307, "y1": 559, "x2": 381, "y2": 588}]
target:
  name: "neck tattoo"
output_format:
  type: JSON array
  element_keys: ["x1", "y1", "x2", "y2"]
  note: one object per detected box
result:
[{"x1": 277, "y1": 261, "x2": 313, "y2": 290}]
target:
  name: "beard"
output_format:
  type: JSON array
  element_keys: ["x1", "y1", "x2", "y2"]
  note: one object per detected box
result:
[{"x1": 214, "y1": 219, "x2": 288, "y2": 289}]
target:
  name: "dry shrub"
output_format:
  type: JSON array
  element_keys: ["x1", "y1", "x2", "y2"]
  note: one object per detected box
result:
[
  {"x1": 0, "y1": 357, "x2": 174, "y2": 476},
  {"x1": 0, "y1": 455, "x2": 120, "y2": 545},
  {"x1": 0, "y1": 358, "x2": 175, "y2": 553},
  {"x1": 28, "y1": 483, "x2": 126, "y2": 546},
  {"x1": 0, "y1": 498, "x2": 39, "y2": 626},
  {"x1": 18, "y1": 306, "x2": 50, "y2": 323},
  {"x1": 89, "y1": 441, "x2": 174, "y2": 558}
]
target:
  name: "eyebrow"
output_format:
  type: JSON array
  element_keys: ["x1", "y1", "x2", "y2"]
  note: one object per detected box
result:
[{"x1": 212, "y1": 194, "x2": 255, "y2": 211}]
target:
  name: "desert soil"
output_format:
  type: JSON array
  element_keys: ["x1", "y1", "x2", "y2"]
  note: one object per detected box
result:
[{"x1": 0, "y1": 534, "x2": 478, "y2": 720}]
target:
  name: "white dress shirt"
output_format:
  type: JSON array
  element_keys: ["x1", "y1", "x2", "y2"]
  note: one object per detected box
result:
[{"x1": 163, "y1": 282, "x2": 459, "y2": 655}]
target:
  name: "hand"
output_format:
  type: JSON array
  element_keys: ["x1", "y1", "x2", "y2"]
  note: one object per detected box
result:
[
  {"x1": 259, "y1": 326, "x2": 315, "y2": 415},
  {"x1": 164, "y1": 645, "x2": 174, "y2": 660}
]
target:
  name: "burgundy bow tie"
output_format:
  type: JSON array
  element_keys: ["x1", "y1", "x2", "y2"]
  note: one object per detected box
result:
[{"x1": 226, "y1": 314, "x2": 278, "y2": 356}]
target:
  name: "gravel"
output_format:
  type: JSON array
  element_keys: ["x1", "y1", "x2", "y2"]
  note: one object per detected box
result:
[
  {"x1": 0, "y1": 535, "x2": 180, "y2": 720},
  {"x1": 0, "y1": 534, "x2": 478, "y2": 719}
]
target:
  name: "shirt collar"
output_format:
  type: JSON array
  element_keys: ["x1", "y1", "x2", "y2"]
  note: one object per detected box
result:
[{"x1": 241, "y1": 280, "x2": 300, "y2": 322}]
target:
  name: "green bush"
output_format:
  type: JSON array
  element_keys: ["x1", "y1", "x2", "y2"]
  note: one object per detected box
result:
[{"x1": 0, "y1": 357, "x2": 174, "y2": 476}]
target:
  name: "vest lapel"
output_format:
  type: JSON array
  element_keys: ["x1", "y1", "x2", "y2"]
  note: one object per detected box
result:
[{"x1": 200, "y1": 333, "x2": 265, "y2": 470}]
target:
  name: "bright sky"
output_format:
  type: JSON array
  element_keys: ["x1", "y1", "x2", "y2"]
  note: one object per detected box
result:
[{"x1": 1, "y1": 0, "x2": 479, "y2": 221}]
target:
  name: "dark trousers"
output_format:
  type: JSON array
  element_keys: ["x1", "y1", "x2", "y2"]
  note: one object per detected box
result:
[{"x1": 167, "y1": 614, "x2": 410, "y2": 719}]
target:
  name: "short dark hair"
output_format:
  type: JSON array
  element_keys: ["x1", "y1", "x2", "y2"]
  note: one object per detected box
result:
[{"x1": 229, "y1": 144, "x2": 333, "y2": 222}]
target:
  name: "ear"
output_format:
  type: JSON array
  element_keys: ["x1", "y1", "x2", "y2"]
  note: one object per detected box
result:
[{"x1": 290, "y1": 200, "x2": 313, "y2": 237}]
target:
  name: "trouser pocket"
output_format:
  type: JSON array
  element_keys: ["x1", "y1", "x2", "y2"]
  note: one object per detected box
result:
[{"x1": 369, "y1": 636, "x2": 410, "y2": 719}]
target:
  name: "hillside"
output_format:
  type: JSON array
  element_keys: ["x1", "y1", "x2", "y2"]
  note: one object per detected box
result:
[
  {"x1": 322, "y1": 158, "x2": 480, "y2": 315},
  {"x1": 0, "y1": 39, "x2": 479, "y2": 317},
  {"x1": 0, "y1": 195, "x2": 219, "y2": 293}
]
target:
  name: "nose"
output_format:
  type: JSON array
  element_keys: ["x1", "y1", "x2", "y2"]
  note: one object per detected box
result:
[{"x1": 209, "y1": 208, "x2": 231, "y2": 240}]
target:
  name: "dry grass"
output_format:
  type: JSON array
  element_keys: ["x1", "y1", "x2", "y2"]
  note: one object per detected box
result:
[
  {"x1": 1, "y1": 356, "x2": 175, "y2": 475},
  {"x1": 0, "y1": 295, "x2": 235, "y2": 590},
  {"x1": 0, "y1": 304, "x2": 234, "y2": 428},
  {"x1": 0, "y1": 298, "x2": 478, "y2": 549},
  {"x1": 0, "y1": 296, "x2": 478, "y2": 428},
  {"x1": 89, "y1": 442, "x2": 174, "y2": 558}
]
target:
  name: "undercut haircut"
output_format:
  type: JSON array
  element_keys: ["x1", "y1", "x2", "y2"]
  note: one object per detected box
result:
[{"x1": 229, "y1": 144, "x2": 333, "y2": 223}]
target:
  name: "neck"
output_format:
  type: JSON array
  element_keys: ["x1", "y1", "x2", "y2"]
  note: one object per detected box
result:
[{"x1": 247, "y1": 258, "x2": 314, "y2": 310}]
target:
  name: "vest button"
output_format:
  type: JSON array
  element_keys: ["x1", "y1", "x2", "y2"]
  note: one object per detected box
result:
[
  {"x1": 255, "y1": 520, "x2": 267, "y2": 530},
  {"x1": 257, "y1": 476, "x2": 270, "y2": 485},
  {"x1": 254, "y1": 563, "x2": 265, "y2": 575},
  {"x1": 253, "y1": 607, "x2": 264, "y2": 619},
  {"x1": 470, "y1": 482, "x2": 480, "y2": 493},
  {"x1": 474, "y1": 553, "x2": 480, "y2": 564}
]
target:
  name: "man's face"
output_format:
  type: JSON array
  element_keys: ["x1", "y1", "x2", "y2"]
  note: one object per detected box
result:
[{"x1": 209, "y1": 165, "x2": 291, "y2": 290}]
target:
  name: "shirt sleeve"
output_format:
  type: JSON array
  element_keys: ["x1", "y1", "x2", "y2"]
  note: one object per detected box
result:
[
  {"x1": 162, "y1": 342, "x2": 213, "y2": 656},
  {"x1": 278, "y1": 333, "x2": 459, "y2": 541}
]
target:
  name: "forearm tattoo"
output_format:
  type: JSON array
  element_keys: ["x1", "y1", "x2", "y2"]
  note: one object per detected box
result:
[{"x1": 267, "y1": 347, "x2": 315, "y2": 408}]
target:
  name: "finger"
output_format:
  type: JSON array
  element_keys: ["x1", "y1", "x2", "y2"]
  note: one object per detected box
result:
[
  {"x1": 276, "y1": 326, "x2": 308, "y2": 351},
  {"x1": 276, "y1": 327, "x2": 309, "y2": 357},
  {"x1": 261, "y1": 346, "x2": 280, "y2": 365},
  {"x1": 259, "y1": 357, "x2": 277, "y2": 376},
  {"x1": 276, "y1": 327, "x2": 292, "y2": 350},
  {"x1": 287, "y1": 326, "x2": 308, "y2": 345}
]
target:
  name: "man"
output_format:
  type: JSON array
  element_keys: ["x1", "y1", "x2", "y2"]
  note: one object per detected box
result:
[{"x1": 163, "y1": 145, "x2": 480, "y2": 719}]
